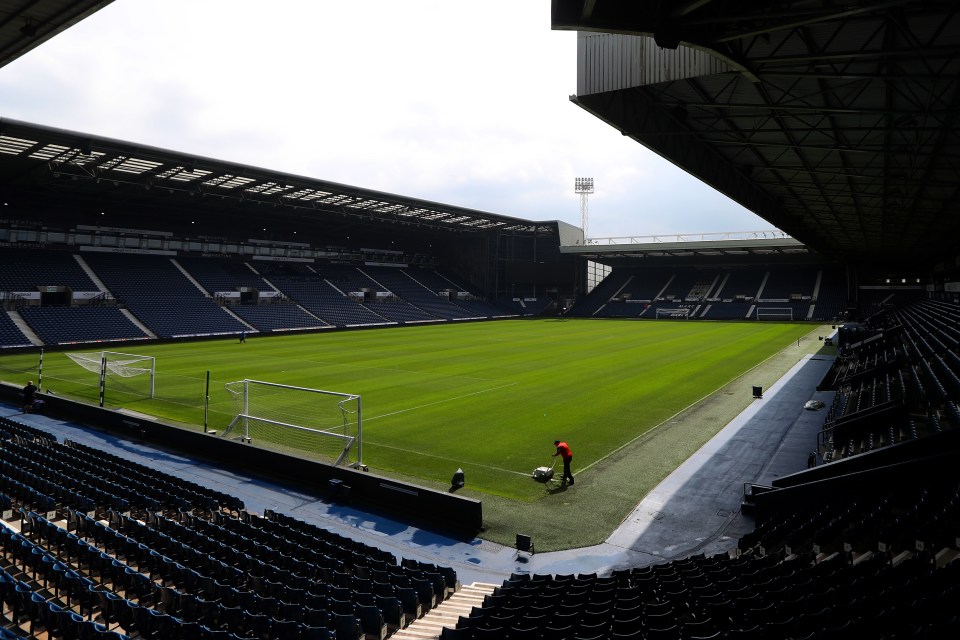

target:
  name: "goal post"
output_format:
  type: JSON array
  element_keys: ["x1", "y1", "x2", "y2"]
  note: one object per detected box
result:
[
  {"x1": 222, "y1": 379, "x2": 363, "y2": 467},
  {"x1": 655, "y1": 308, "x2": 691, "y2": 319},
  {"x1": 64, "y1": 350, "x2": 156, "y2": 401},
  {"x1": 755, "y1": 307, "x2": 794, "y2": 321}
]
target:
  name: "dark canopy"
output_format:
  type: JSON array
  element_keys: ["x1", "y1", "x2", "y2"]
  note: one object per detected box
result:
[{"x1": 553, "y1": 1, "x2": 960, "y2": 271}]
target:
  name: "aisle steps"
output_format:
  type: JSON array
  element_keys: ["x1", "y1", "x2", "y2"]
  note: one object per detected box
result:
[{"x1": 390, "y1": 582, "x2": 498, "y2": 640}]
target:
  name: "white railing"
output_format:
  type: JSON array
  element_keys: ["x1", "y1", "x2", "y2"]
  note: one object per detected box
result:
[{"x1": 585, "y1": 230, "x2": 793, "y2": 245}]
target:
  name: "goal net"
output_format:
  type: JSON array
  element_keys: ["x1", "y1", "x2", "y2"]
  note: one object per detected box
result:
[
  {"x1": 755, "y1": 307, "x2": 794, "y2": 321},
  {"x1": 64, "y1": 350, "x2": 156, "y2": 399},
  {"x1": 655, "y1": 308, "x2": 691, "y2": 319},
  {"x1": 222, "y1": 379, "x2": 362, "y2": 467}
]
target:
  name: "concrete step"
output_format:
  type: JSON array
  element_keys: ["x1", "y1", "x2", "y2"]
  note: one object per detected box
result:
[{"x1": 390, "y1": 582, "x2": 498, "y2": 640}]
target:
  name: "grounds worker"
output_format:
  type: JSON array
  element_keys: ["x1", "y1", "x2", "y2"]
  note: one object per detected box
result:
[
  {"x1": 553, "y1": 440, "x2": 574, "y2": 485},
  {"x1": 22, "y1": 380, "x2": 37, "y2": 413}
]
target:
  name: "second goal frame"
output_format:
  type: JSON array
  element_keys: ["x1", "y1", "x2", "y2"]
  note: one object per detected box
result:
[
  {"x1": 223, "y1": 379, "x2": 364, "y2": 467},
  {"x1": 755, "y1": 307, "x2": 794, "y2": 321},
  {"x1": 655, "y1": 308, "x2": 691, "y2": 319}
]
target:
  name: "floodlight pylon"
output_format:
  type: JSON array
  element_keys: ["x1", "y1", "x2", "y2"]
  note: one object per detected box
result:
[{"x1": 574, "y1": 177, "x2": 594, "y2": 242}]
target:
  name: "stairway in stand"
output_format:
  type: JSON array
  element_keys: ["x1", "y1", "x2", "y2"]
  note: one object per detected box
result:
[{"x1": 390, "y1": 582, "x2": 498, "y2": 640}]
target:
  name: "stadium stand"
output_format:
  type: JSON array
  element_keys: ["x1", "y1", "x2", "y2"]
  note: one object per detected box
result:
[
  {"x1": 2, "y1": 290, "x2": 957, "y2": 640},
  {"x1": 19, "y1": 306, "x2": 148, "y2": 345},
  {"x1": 174, "y1": 256, "x2": 267, "y2": 293},
  {"x1": 342, "y1": 267, "x2": 444, "y2": 324},
  {"x1": 699, "y1": 302, "x2": 753, "y2": 321},
  {"x1": 375, "y1": 268, "x2": 510, "y2": 321},
  {"x1": 427, "y1": 295, "x2": 960, "y2": 640},
  {"x1": 0, "y1": 249, "x2": 99, "y2": 293},
  {"x1": 0, "y1": 416, "x2": 461, "y2": 640},
  {"x1": 448, "y1": 549, "x2": 959, "y2": 639},
  {"x1": 818, "y1": 299, "x2": 960, "y2": 462},
  {"x1": 565, "y1": 270, "x2": 636, "y2": 318},
  {"x1": 658, "y1": 269, "x2": 714, "y2": 305},
  {"x1": 495, "y1": 297, "x2": 553, "y2": 317},
  {"x1": 0, "y1": 247, "x2": 525, "y2": 340},
  {"x1": 0, "y1": 312, "x2": 33, "y2": 349},
  {"x1": 80, "y1": 253, "x2": 249, "y2": 339},
  {"x1": 3, "y1": 2, "x2": 960, "y2": 636},
  {"x1": 573, "y1": 265, "x2": 848, "y2": 322},
  {"x1": 267, "y1": 271, "x2": 394, "y2": 328},
  {"x1": 229, "y1": 302, "x2": 329, "y2": 333}
]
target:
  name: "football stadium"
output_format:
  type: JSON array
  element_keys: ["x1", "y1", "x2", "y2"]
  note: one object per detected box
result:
[{"x1": 1, "y1": 2, "x2": 960, "y2": 639}]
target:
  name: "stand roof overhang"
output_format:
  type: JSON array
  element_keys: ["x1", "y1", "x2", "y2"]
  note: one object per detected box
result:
[
  {"x1": 552, "y1": 0, "x2": 960, "y2": 271},
  {"x1": 561, "y1": 234, "x2": 810, "y2": 265},
  {"x1": 0, "y1": 118, "x2": 555, "y2": 235},
  {"x1": 0, "y1": 0, "x2": 115, "y2": 70}
]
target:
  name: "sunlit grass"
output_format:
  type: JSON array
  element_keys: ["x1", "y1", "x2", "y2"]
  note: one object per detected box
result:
[{"x1": 0, "y1": 319, "x2": 811, "y2": 500}]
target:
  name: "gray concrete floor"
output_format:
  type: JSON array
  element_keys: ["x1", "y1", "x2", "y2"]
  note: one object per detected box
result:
[{"x1": 2, "y1": 353, "x2": 835, "y2": 586}]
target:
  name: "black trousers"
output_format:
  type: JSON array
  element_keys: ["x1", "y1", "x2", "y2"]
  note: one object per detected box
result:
[{"x1": 562, "y1": 456, "x2": 573, "y2": 483}]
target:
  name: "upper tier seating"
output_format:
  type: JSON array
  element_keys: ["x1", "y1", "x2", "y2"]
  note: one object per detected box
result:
[
  {"x1": 174, "y1": 256, "x2": 267, "y2": 293},
  {"x1": 81, "y1": 253, "x2": 248, "y2": 338},
  {"x1": 0, "y1": 249, "x2": 98, "y2": 292}
]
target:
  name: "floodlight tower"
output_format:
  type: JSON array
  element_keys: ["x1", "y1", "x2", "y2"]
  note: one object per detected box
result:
[{"x1": 574, "y1": 177, "x2": 594, "y2": 242}]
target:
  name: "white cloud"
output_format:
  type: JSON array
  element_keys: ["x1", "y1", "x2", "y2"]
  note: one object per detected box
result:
[{"x1": 0, "y1": 0, "x2": 768, "y2": 237}]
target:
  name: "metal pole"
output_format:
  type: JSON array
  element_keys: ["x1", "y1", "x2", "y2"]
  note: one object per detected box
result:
[
  {"x1": 575, "y1": 177, "x2": 594, "y2": 242},
  {"x1": 99, "y1": 354, "x2": 107, "y2": 408},
  {"x1": 243, "y1": 379, "x2": 250, "y2": 441},
  {"x1": 204, "y1": 370, "x2": 210, "y2": 432},
  {"x1": 356, "y1": 395, "x2": 363, "y2": 467},
  {"x1": 37, "y1": 349, "x2": 43, "y2": 391}
]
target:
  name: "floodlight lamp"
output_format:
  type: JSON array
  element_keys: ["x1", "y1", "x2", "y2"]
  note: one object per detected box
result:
[{"x1": 574, "y1": 177, "x2": 594, "y2": 193}]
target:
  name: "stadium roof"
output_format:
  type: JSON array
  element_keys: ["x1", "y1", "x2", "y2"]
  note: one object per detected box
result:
[
  {"x1": 552, "y1": 1, "x2": 960, "y2": 271},
  {"x1": 0, "y1": 0, "x2": 114, "y2": 69},
  {"x1": 0, "y1": 118, "x2": 555, "y2": 235},
  {"x1": 562, "y1": 230, "x2": 812, "y2": 265}
]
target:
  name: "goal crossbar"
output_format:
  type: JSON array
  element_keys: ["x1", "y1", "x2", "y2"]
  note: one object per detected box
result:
[
  {"x1": 223, "y1": 379, "x2": 362, "y2": 467},
  {"x1": 756, "y1": 307, "x2": 794, "y2": 320},
  {"x1": 655, "y1": 308, "x2": 691, "y2": 319},
  {"x1": 236, "y1": 379, "x2": 360, "y2": 399}
]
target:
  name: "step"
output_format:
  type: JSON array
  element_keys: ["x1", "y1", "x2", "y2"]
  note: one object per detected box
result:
[{"x1": 390, "y1": 582, "x2": 498, "y2": 640}]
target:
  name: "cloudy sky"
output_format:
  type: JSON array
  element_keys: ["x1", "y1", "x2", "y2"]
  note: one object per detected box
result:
[{"x1": 1, "y1": 0, "x2": 769, "y2": 239}]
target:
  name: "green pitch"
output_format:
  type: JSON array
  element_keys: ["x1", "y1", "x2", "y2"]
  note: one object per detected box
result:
[{"x1": 0, "y1": 319, "x2": 811, "y2": 502}]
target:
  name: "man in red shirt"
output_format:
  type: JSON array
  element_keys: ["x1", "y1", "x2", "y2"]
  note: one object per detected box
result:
[{"x1": 553, "y1": 440, "x2": 574, "y2": 485}]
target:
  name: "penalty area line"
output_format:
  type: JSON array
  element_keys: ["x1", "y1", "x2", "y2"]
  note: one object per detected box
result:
[
  {"x1": 363, "y1": 381, "x2": 519, "y2": 422},
  {"x1": 577, "y1": 324, "x2": 826, "y2": 476},
  {"x1": 360, "y1": 381, "x2": 530, "y2": 476}
]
